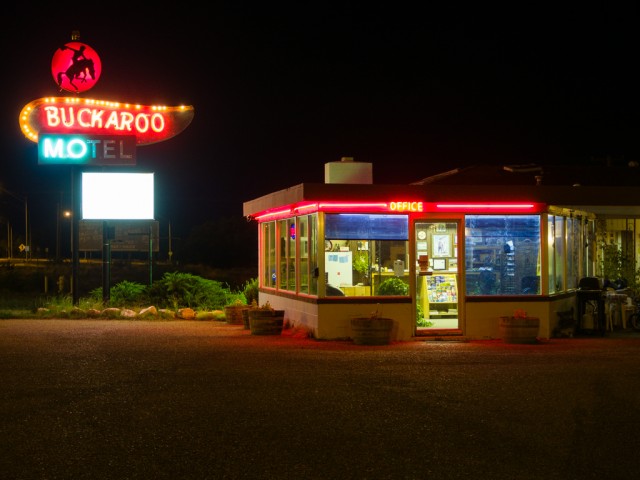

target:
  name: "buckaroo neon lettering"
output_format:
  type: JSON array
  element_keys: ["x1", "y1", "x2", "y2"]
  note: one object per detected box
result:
[
  {"x1": 19, "y1": 97, "x2": 195, "y2": 146},
  {"x1": 44, "y1": 106, "x2": 165, "y2": 134},
  {"x1": 389, "y1": 201, "x2": 424, "y2": 212}
]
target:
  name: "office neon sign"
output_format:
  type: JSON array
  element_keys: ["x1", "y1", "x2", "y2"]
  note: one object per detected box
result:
[
  {"x1": 19, "y1": 97, "x2": 194, "y2": 145},
  {"x1": 389, "y1": 201, "x2": 424, "y2": 212},
  {"x1": 38, "y1": 134, "x2": 136, "y2": 165}
]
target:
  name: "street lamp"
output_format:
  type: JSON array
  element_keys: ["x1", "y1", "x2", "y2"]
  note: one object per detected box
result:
[
  {"x1": 56, "y1": 206, "x2": 72, "y2": 261},
  {"x1": 65, "y1": 210, "x2": 72, "y2": 260}
]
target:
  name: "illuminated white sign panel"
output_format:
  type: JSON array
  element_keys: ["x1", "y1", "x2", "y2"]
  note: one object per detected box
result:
[{"x1": 82, "y1": 172, "x2": 154, "y2": 220}]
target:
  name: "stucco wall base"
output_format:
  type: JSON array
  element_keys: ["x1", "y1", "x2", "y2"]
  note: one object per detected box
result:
[
  {"x1": 259, "y1": 293, "x2": 415, "y2": 341},
  {"x1": 464, "y1": 296, "x2": 577, "y2": 340},
  {"x1": 260, "y1": 293, "x2": 579, "y2": 342}
]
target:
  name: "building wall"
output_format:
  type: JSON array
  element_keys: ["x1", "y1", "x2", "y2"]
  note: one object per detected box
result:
[
  {"x1": 260, "y1": 292, "x2": 415, "y2": 341},
  {"x1": 464, "y1": 296, "x2": 576, "y2": 340},
  {"x1": 260, "y1": 291, "x2": 320, "y2": 335}
]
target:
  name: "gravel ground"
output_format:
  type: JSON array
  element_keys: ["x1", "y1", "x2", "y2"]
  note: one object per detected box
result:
[{"x1": 1, "y1": 319, "x2": 639, "y2": 480}]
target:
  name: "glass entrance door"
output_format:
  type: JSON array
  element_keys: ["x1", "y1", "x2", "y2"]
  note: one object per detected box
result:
[{"x1": 415, "y1": 221, "x2": 460, "y2": 332}]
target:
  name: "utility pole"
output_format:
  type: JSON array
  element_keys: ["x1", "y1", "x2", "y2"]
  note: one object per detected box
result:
[
  {"x1": 56, "y1": 202, "x2": 60, "y2": 261},
  {"x1": 71, "y1": 167, "x2": 80, "y2": 305},
  {"x1": 23, "y1": 195, "x2": 28, "y2": 261},
  {"x1": 0, "y1": 186, "x2": 28, "y2": 262},
  {"x1": 168, "y1": 220, "x2": 173, "y2": 264}
]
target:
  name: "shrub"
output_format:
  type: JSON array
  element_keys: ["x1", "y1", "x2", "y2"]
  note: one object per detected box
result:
[
  {"x1": 147, "y1": 271, "x2": 230, "y2": 310},
  {"x1": 87, "y1": 282, "x2": 148, "y2": 308},
  {"x1": 109, "y1": 280, "x2": 149, "y2": 307}
]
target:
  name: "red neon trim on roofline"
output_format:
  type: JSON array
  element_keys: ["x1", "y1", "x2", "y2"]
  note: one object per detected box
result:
[
  {"x1": 295, "y1": 203, "x2": 318, "y2": 213},
  {"x1": 435, "y1": 203, "x2": 536, "y2": 210},
  {"x1": 318, "y1": 202, "x2": 389, "y2": 209},
  {"x1": 251, "y1": 200, "x2": 540, "y2": 220},
  {"x1": 253, "y1": 207, "x2": 293, "y2": 220},
  {"x1": 254, "y1": 201, "x2": 423, "y2": 219},
  {"x1": 437, "y1": 203, "x2": 535, "y2": 208},
  {"x1": 253, "y1": 202, "x2": 390, "y2": 220}
]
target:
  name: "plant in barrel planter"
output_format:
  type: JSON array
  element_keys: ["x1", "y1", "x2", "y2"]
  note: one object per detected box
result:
[
  {"x1": 350, "y1": 307, "x2": 395, "y2": 346},
  {"x1": 349, "y1": 277, "x2": 406, "y2": 345},
  {"x1": 224, "y1": 299, "x2": 249, "y2": 325},
  {"x1": 248, "y1": 301, "x2": 285, "y2": 335},
  {"x1": 241, "y1": 299, "x2": 258, "y2": 330},
  {"x1": 499, "y1": 309, "x2": 540, "y2": 344}
]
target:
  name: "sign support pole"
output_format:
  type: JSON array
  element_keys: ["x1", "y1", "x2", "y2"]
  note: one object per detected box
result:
[
  {"x1": 102, "y1": 221, "x2": 111, "y2": 305},
  {"x1": 71, "y1": 167, "x2": 80, "y2": 305},
  {"x1": 149, "y1": 223, "x2": 153, "y2": 286}
]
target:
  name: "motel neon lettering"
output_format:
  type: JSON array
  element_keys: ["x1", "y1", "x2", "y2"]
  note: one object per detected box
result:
[
  {"x1": 43, "y1": 106, "x2": 165, "y2": 134},
  {"x1": 42, "y1": 137, "x2": 134, "y2": 160}
]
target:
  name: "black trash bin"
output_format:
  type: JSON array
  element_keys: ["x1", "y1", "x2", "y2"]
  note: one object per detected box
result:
[{"x1": 576, "y1": 277, "x2": 606, "y2": 336}]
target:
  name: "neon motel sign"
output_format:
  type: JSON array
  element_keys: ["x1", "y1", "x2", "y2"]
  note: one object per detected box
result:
[
  {"x1": 20, "y1": 97, "x2": 194, "y2": 144},
  {"x1": 19, "y1": 97, "x2": 195, "y2": 165},
  {"x1": 38, "y1": 134, "x2": 137, "y2": 165}
]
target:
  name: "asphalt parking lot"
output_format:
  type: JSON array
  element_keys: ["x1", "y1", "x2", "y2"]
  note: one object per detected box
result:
[{"x1": 1, "y1": 319, "x2": 639, "y2": 479}]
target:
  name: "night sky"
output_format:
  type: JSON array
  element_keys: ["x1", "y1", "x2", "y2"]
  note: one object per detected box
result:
[{"x1": 1, "y1": 4, "x2": 638, "y2": 250}]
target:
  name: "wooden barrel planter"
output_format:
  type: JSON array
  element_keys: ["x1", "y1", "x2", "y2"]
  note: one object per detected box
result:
[
  {"x1": 350, "y1": 317, "x2": 394, "y2": 345},
  {"x1": 499, "y1": 316, "x2": 540, "y2": 344},
  {"x1": 241, "y1": 308, "x2": 253, "y2": 330},
  {"x1": 248, "y1": 309, "x2": 285, "y2": 335},
  {"x1": 224, "y1": 305, "x2": 249, "y2": 325}
]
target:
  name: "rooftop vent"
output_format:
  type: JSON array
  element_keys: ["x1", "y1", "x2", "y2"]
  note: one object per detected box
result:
[{"x1": 324, "y1": 157, "x2": 373, "y2": 184}]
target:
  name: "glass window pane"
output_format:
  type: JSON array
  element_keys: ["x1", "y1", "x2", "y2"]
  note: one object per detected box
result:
[
  {"x1": 261, "y1": 222, "x2": 276, "y2": 288},
  {"x1": 309, "y1": 215, "x2": 318, "y2": 295},
  {"x1": 567, "y1": 217, "x2": 579, "y2": 290},
  {"x1": 324, "y1": 239, "x2": 409, "y2": 297},
  {"x1": 299, "y1": 216, "x2": 309, "y2": 295},
  {"x1": 278, "y1": 219, "x2": 296, "y2": 292},
  {"x1": 325, "y1": 214, "x2": 409, "y2": 240},
  {"x1": 322, "y1": 215, "x2": 409, "y2": 297},
  {"x1": 465, "y1": 215, "x2": 541, "y2": 295},
  {"x1": 554, "y1": 216, "x2": 565, "y2": 292}
]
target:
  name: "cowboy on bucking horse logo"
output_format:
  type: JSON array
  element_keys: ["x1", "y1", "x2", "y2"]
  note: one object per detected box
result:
[{"x1": 51, "y1": 41, "x2": 102, "y2": 93}]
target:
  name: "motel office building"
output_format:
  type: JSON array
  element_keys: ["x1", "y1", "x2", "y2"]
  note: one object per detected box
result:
[{"x1": 243, "y1": 159, "x2": 640, "y2": 341}]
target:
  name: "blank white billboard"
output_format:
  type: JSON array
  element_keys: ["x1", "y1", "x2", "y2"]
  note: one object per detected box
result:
[{"x1": 82, "y1": 172, "x2": 154, "y2": 220}]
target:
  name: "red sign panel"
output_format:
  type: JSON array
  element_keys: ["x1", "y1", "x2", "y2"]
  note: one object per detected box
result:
[{"x1": 51, "y1": 42, "x2": 102, "y2": 93}]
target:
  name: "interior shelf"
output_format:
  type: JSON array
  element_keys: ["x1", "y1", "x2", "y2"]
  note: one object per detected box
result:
[{"x1": 424, "y1": 273, "x2": 458, "y2": 319}]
